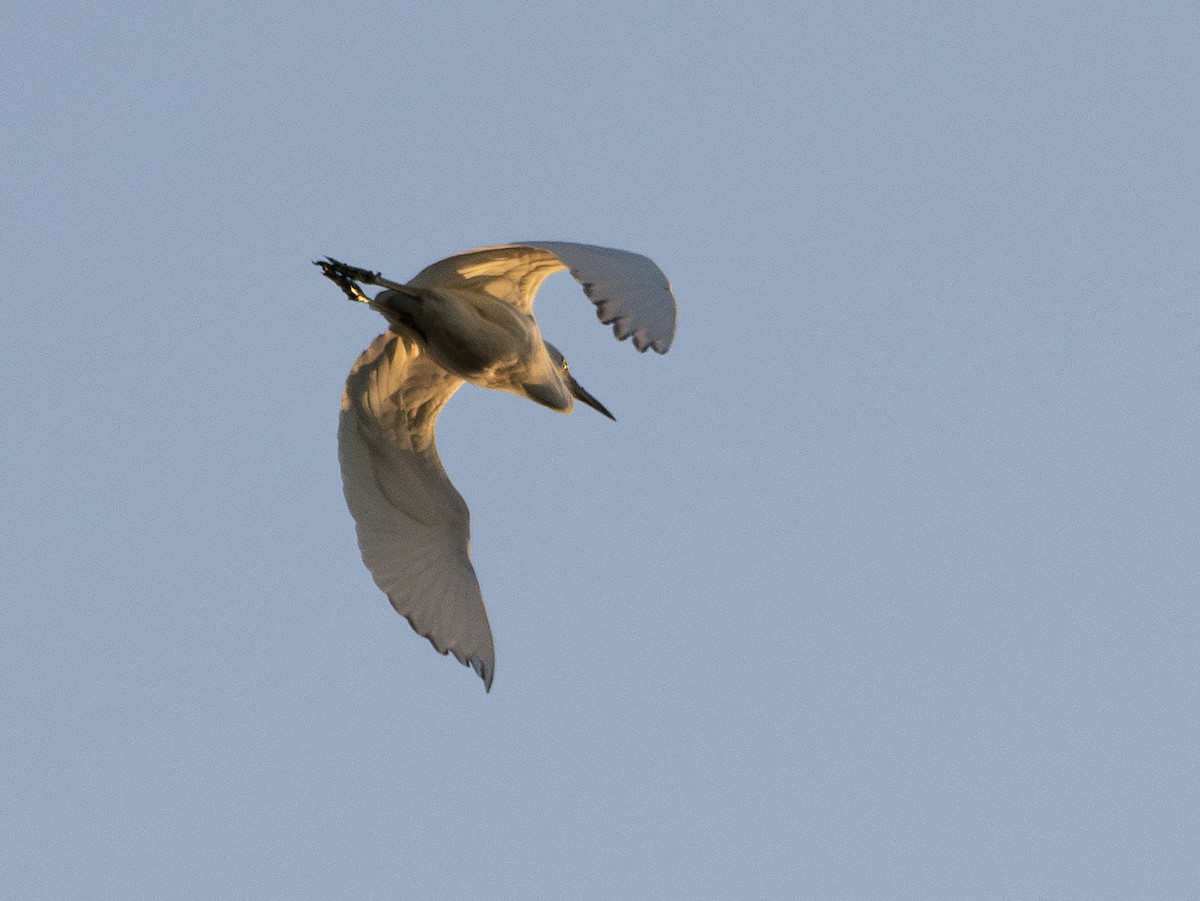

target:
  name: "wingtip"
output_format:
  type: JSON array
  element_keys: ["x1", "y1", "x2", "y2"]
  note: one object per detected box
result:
[
  {"x1": 469, "y1": 655, "x2": 494, "y2": 692},
  {"x1": 449, "y1": 648, "x2": 494, "y2": 692},
  {"x1": 402, "y1": 612, "x2": 495, "y2": 692}
]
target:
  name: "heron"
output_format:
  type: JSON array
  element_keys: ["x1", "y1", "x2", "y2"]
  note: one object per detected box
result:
[{"x1": 316, "y1": 243, "x2": 678, "y2": 690}]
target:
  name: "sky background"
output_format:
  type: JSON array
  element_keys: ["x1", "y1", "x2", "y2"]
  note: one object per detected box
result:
[{"x1": 3, "y1": 2, "x2": 1198, "y2": 898}]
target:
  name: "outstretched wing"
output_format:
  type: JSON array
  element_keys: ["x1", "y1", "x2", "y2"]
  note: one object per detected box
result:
[
  {"x1": 525, "y1": 242, "x2": 678, "y2": 354},
  {"x1": 409, "y1": 242, "x2": 678, "y2": 353},
  {"x1": 338, "y1": 330, "x2": 495, "y2": 689}
]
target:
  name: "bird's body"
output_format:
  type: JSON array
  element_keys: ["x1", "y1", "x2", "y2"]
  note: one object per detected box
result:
[{"x1": 317, "y1": 242, "x2": 677, "y2": 690}]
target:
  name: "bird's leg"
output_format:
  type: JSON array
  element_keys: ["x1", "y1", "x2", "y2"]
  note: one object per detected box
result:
[
  {"x1": 315, "y1": 257, "x2": 413, "y2": 296},
  {"x1": 314, "y1": 258, "x2": 374, "y2": 304},
  {"x1": 318, "y1": 257, "x2": 381, "y2": 284}
]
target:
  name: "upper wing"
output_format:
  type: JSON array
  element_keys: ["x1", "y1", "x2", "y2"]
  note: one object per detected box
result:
[
  {"x1": 338, "y1": 330, "x2": 495, "y2": 689},
  {"x1": 410, "y1": 242, "x2": 678, "y2": 353}
]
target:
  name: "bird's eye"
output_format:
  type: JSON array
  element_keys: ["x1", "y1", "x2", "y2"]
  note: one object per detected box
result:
[{"x1": 561, "y1": 358, "x2": 570, "y2": 372}]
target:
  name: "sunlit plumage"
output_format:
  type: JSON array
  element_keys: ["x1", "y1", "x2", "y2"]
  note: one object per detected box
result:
[{"x1": 316, "y1": 242, "x2": 678, "y2": 690}]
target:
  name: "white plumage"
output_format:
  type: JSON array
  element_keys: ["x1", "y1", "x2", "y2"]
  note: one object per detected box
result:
[{"x1": 317, "y1": 243, "x2": 678, "y2": 690}]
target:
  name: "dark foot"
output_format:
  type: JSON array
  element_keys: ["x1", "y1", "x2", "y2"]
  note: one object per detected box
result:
[
  {"x1": 314, "y1": 258, "x2": 374, "y2": 303},
  {"x1": 314, "y1": 256, "x2": 413, "y2": 297},
  {"x1": 317, "y1": 257, "x2": 382, "y2": 284}
]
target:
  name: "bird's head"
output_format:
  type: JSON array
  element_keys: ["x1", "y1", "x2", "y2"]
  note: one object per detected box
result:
[{"x1": 523, "y1": 342, "x2": 615, "y2": 421}]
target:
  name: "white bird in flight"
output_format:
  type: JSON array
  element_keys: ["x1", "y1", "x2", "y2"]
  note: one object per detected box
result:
[{"x1": 316, "y1": 242, "x2": 678, "y2": 690}]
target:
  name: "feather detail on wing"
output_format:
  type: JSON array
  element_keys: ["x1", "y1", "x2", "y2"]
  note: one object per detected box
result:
[
  {"x1": 338, "y1": 331, "x2": 495, "y2": 689},
  {"x1": 409, "y1": 242, "x2": 678, "y2": 353},
  {"x1": 523, "y1": 242, "x2": 678, "y2": 353}
]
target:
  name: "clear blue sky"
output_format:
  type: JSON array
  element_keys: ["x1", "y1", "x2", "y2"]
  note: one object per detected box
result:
[{"x1": 3, "y1": 2, "x2": 1197, "y2": 897}]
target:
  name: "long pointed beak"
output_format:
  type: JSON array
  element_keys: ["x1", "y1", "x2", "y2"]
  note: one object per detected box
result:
[{"x1": 569, "y1": 376, "x2": 616, "y2": 421}]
